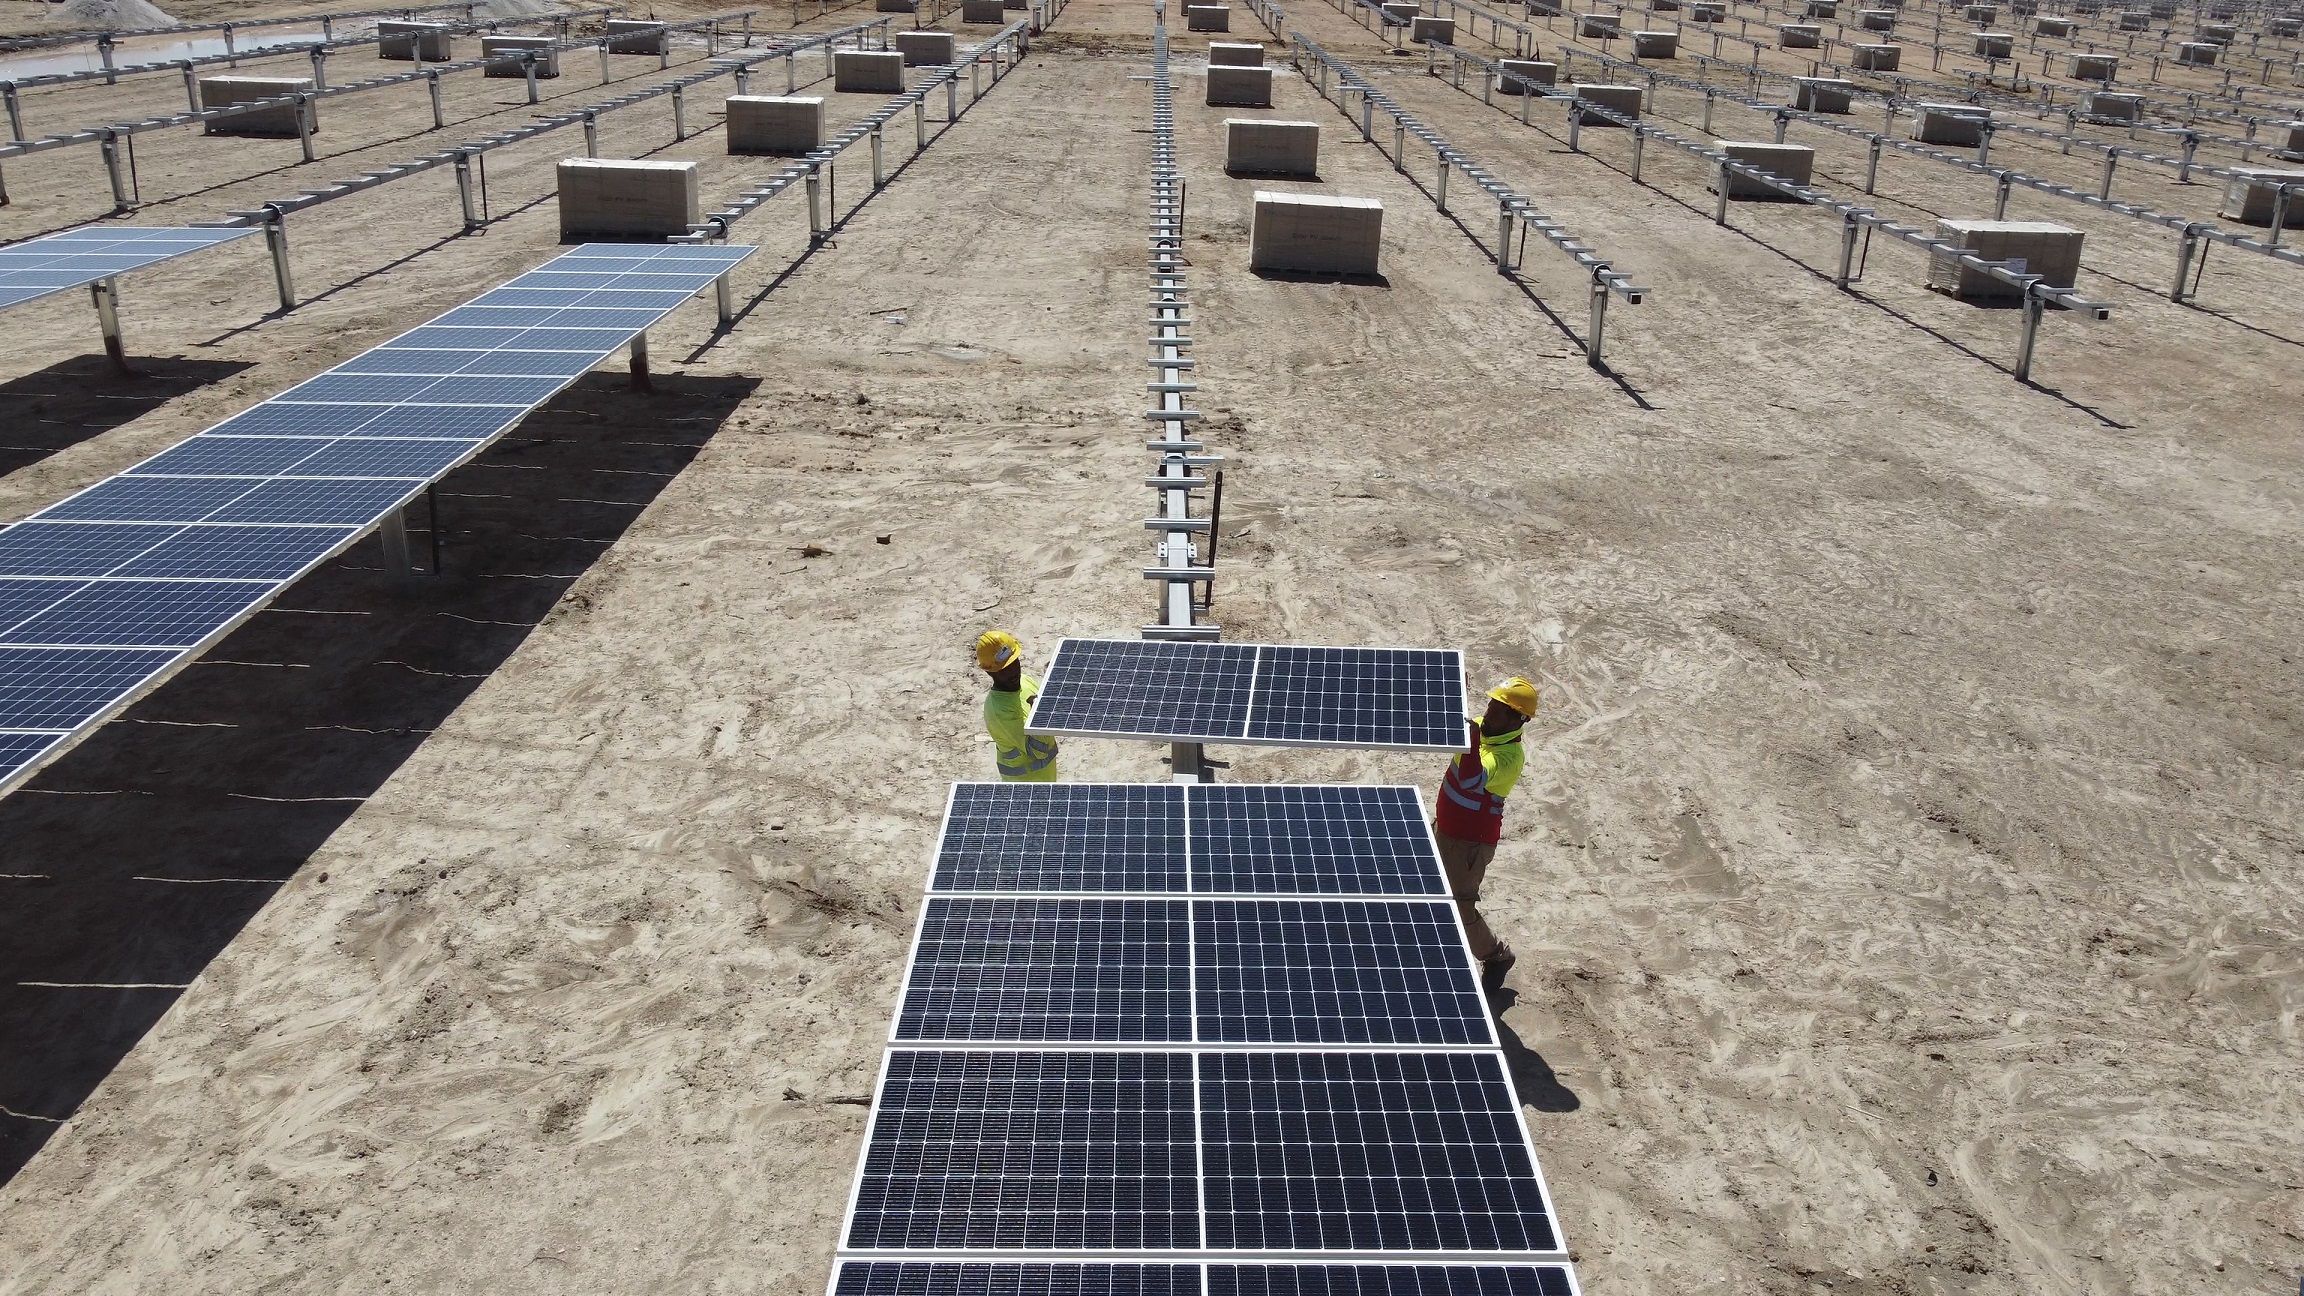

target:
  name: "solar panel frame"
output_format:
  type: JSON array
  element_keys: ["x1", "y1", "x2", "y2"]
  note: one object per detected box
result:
[
  {"x1": 823, "y1": 1263, "x2": 1579, "y2": 1296},
  {"x1": 1024, "y1": 640, "x2": 1467, "y2": 753},
  {"x1": 0, "y1": 225, "x2": 259, "y2": 313}
]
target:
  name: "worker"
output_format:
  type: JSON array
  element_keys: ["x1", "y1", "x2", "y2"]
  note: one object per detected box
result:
[
  {"x1": 977, "y1": 629, "x2": 1060, "y2": 782},
  {"x1": 1434, "y1": 676, "x2": 1538, "y2": 988}
]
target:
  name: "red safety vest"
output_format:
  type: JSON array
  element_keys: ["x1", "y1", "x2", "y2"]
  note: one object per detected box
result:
[{"x1": 1435, "y1": 747, "x2": 1508, "y2": 844}]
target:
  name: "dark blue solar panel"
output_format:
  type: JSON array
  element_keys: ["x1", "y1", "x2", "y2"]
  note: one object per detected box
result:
[
  {"x1": 8, "y1": 579, "x2": 266, "y2": 648},
  {"x1": 536, "y1": 306, "x2": 672, "y2": 331},
  {"x1": 42, "y1": 476, "x2": 256, "y2": 522},
  {"x1": 1210, "y1": 1266, "x2": 1576, "y2": 1296},
  {"x1": 1243, "y1": 646, "x2": 1464, "y2": 749},
  {"x1": 1199, "y1": 1051, "x2": 1558, "y2": 1254},
  {"x1": 113, "y1": 524, "x2": 356, "y2": 580},
  {"x1": 130, "y1": 436, "x2": 332, "y2": 477},
  {"x1": 0, "y1": 645, "x2": 178, "y2": 728},
  {"x1": 898, "y1": 897, "x2": 1191, "y2": 1043},
  {"x1": 0, "y1": 523, "x2": 174, "y2": 576},
  {"x1": 352, "y1": 405, "x2": 522, "y2": 440},
  {"x1": 206, "y1": 403, "x2": 394, "y2": 437},
  {"x1": 291, "y1": 438, "x2": 476, "y2": 479},
  {"x1": 410, "y1": 375, "x2": 568, "y2": 406},
  {"x1": 932, "y1": 783, "x2": 1188, "y2": 893},
  {"x1": 505, "y1": 327, "x2": 639, "y2": 352},
  {"x1": 1195, "y1": 899, "x2": 1490, "y2": 1046},
  {"x1": 207, "y1": 478, "x2": 418, "y2": 526},
  {"x1": 0, "y1": 731, "x2": 65, "y2": 784},
  {"x1": 0, "y1": 579, "x2": 85, "y2": 635},
  {"x1": 0, "y1": 226, "x2": 258, "y2": 311},
  {"x1": 1029, "y1": 638, "x2": 1259, "y2": 742},
  {"x1": 834, "y1": 1263, "x2": 1203, "y2": 1296},
  {"x1": 350, "y1": 348, "x2": 598, "y2": 378},
  {"x1": 1188, "y1": 785, "x2": 1446, "y2": 896},
  {"x1": 849, "y1": 1050, "x2": 1200, "y2": 1251},
  {"x1": 277, "y1": 373, "x2": 459, "y2": 404}
]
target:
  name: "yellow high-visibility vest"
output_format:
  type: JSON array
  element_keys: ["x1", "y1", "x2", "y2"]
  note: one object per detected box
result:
[{"x1": 984, "y1": 675, "x2": 1059, "y2": 782}]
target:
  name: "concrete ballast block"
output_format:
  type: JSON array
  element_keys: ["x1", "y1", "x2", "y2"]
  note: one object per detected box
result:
[
  {"x1": 726, "y1": 95, "x2": 826, "y2": 154},
  {"x1": 1858, "y1": 8, "x2": 1895, "y2": 30},
  {"x1": 1913, "y1": 102, "x2": 1991, "y2": 146},
  {"x1": 2067, "y1": 52, "x2": 2118, "y2": 78},
  {"x1": 2117, "y1": 9, "x2": 2149, "y2": 27},
  {"x1": 876, "y1": 0, "x2": 918, "y2": 12},
  {"x1": 1226, "y1": 118, "x2": 1320, "y2": 176},
  {"x1": 895, "y1": 30, "x2": 956, "y2": 65},
  {"x1": 1851, "y1": 42, "x2": 1901, "y2": 69},
  {"x1": 2222, "y1": 169, "x2": 2304, "y2": 224},
  {"x1": 1633, "y1": 28, "x2": 1678, "y2": 54},
  {"x1": 2277, "y1": 121, "x2": 2304, "y2": 159},
  {"x1": 1795, "y1": 76, "x2": 1856, "y2": 112},
  {"x1": 1574, "y1": 83, "x2": 1643, "y2": 123},
  {"x1": 834, "y1": 49, "x2": 906, "y2": 92},
  {"x1": 198, "y1": 75, "x2": 316, "y2": 135},
  {"x1": 604, "y1": 19, "x2": 668, "y2": 54},
  {"x1": 1381, "y1": 1, "x2": 1421, "y2": 18},
  {"x1": 2034, "y1": 15, "x2": 2074, "y2": 34},
  {"x1": 482, "y1": 35, "x2": 559, "y2": 77},
  {"x1": 377, "y1": 20, "x2": 451, "y2": 60},
  {"x1": 1209, "y1": 42, "x2": 1267, "y2": 65},
  {"x1": 1691, "y1": 0, "x2": 1726, "y2": 20},
  {"x1": 2084, "y1": 91, "x2": 2143, "y2": 121},
  {"x1": 1714, "y1": 140, "x2": 1816, "y2": 197},
  {"x1": 1780, "y1": 23, "x2": 1823, "y2": 47},
  {"x1": 1804, "y1": 0, "x2": 1837, "y2": 15},
  {"x1": 1250, "y1": 190, "x2": 1382, "y2": 276},
  {"x1": 2176, "y1": 41, "x2": 2216, "y2": 65},
  {"x1": 1207, "y1": 65, "x2": 1274, "y2": 107},
  {"x1": 1412, "y1": 15, "x2": 1456, "y2": 41},
  {"x1": 557, "y1": 157, "x2": 702, "y2": 242},
  {"x1": 1496, "y1": 58, "x2": 1558, "y2": 91},
  {"x1": 1578, "y1": 11, "x2": 1622, "y2": 35},
  {"x1": 1928, "y1": 218, "x2": 2083, "y2": 300},
  {"x1": 1187, "y1": 4, "x2": 1232, "y2": 31},
  {"x1": 1974, "y1": 30, "x2": 2014, "y2": 56},
  {"x1": 2271, "y1": 17, "x2": 2303, "y2": 37},
  {"x1": 961, "y1": 0, "x2": 1007, "y2": 22},
  {"x1": 1962, "y1": 4, "x2": 1997, "y2": 22}
]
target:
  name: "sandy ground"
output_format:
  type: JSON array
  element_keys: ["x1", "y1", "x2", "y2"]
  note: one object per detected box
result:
[{"x1": 0, "y1": 0, "x2": 2299, "y2": 1293}]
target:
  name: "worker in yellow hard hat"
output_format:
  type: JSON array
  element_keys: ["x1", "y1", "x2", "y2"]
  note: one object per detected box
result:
[
  {"x1": 977, "y1": 630, "x2": 1059, "y2": 782},
  {"x1": 1434, "y1": 676, "x2": 1538, "y2": 989}
]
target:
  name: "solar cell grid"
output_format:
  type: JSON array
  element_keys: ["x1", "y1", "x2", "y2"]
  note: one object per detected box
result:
[
  {"x1": 289, "y1": 439, "x2": 477, "y2": 480},
  {"x1": 1195, "y1": 899, "x2": 1491, "y2": 1047},
  {"x1": 899, "y1": 897, "x2": 1192, "y2": 1043},
  {"x1": 1027, "y1": 641, "x2": 1464, "y2": 752},
  {"x1": 43, "y1": 476, "x2": 260, "y2": 522},
  {"x1": 1243, "y1": 647, "x2": 1463, "y2": 750},
  {"x1": 833, "y1": 1262, "x2": 1203, "y2": 1296},
  {"x1": 9, "y1": 578, "x2": 266, "y2": 648},
  {"x1": 0, "y1": 580, "x2": 87, "y2": 636},
  {"x1": 0, "y1": 226, "x2": 258, "y2": 312},
  {"x1": 1188, "y1": 785, "x2": 1445, "y2": 896},
  {"x1": 932, "y1": 783, "x2": 1188, "y2": 894},
  {"x1": 114, "y1": 525, "x2": 358, "y2": 580},
  {"x1": 0, "y1": 523, "x2": 176, "y2": 576},
  {"x1": 1208, "y1": 1266, "x2": 1576, "y2": 1296},
  {"x1": 1028, "y1": 639, "x2": 1257, "y2": 743},
  {"x1": 0, "y1": 646, "x2": 179, "y2": 729},
  {"x1": 0, "y1": 731, "x2": 63, "y2": 782}
]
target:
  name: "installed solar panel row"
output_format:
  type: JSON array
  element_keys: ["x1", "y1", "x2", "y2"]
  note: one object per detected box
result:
[
  {"x1": 1026, "y1": 639, "x2": 1466, "y2": 752},
  {"x1": 831, "y1": 1262, "x2": 1575, "y2": 1295},
  {"x1": 0, "y1": 225, "x2": 260, "y2": 311},
  {"x1": 0, "y1": 241, "x2": 756, "y2": 794}
]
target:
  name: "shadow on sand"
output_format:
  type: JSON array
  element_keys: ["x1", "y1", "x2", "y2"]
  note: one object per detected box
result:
[{"x1": 0, "y1": 355, "x2": 254, "y2": 479}]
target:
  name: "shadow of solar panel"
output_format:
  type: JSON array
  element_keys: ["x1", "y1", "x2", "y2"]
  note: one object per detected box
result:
[
  {"x1": 43, "y1": 476, "x2": 259, "y2": 522},
  {"x1": 849, "y1": 1050, "x2": 1200, "y2": 1250},
  {"x1": 0, "y1": 523, "x2": 177, "y2": 576},
  {"x1": 932, "y1": 783, "x2": 1187, "y2": 894},
  {"x1": 898, "y1": 897, "x2": 1191, "y2": 1043},
  {"x1": 1194, "y1": 899, "x2": 1490, "y2": 1046},
  {"x1": 1029, "y1": 638, "x2": 1257, "y2": 741},
  {"x1": 130, "y1": 436, "x2": 333, "y2": 477},
  {"x1": 833, "y1": 1262, "x2": 1204, "y2": 1296},
  {"x1": 0, "y1": 646, "x2": 175, "y2": 728},
  {"x1": 1199, "y1": 1051, "x2": 1559, "y2": 1254},
  {"x1": 8, "y1": 578, "x2": 266, "y2": 648},
  {"x1": 113, "y1": 524, "x2": 357, "y2": 580},
  {"x1": 1187, "y1": 786, "x2": 1444, "y2": 896},
  {"x1": 1208, "y1": 1265, "x2": 1576, "y2": 1296},
  {"x1": 1242, "y1": 647, "x2": 1463, "y2": 749}
]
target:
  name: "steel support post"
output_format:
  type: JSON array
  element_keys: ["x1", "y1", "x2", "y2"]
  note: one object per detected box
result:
[
  {"x1": 455, "y1": 151, "x2": 480, "y2": 230},
  {"x1": 1496, "y1": 201, "x2": 1515, "y2": 271},
  {"x1": 1435, "y1": 150, "x2": 1449, "y2": 211},
  {"x1": 1977, "y1": 123, "x2": 1993, "y2": 164},
  {"x1": 1865, "y1": 135, "x2": 1882, "y2": 192},
  {"x1": 524, "y1": 56, "x2": 540, "y2": 103},
  {"x1": 311, "y1": 46, "x2": 328, "y2": 90},
  {"x1": 2170, "y1": 224, "x2": 2198, "y2": 302},
  {"x1": 4, "y1": 83, "x2": 21, "y2": 140},
  {"x1": 1568, "y1": 103, "x2": 1583, "y2": 150},
  {"x1": 296, "y1": 94, "x2": 317, "y2": 162},
  {"x1": 871, "y1": 126, "x2": 886, "y2": 186},
  {"x1": 601, "y1": 42, "x2": 612, "y2": 83},
  {"x1": 1774, "y1": 108, "x2": 1790, "y2": 143},
  {"x1": 1361, "y1": 93, "x2": 1373, "y2": 140},
  {"x1": 673, "y1": 85, "x2": 687, "y2": 140},
  {"x1": 915, "y1": 98, "x2": 926, "y2": 149},
  {"x1": 264, "y1": 208, "x2": 296, "y2": 311},
  {"x1": 716, "y1": 271, "x2": 735, "y2": 323},
  {"x1": 1714, "y1": 161, "x2": 1731, "y2": 223},
  {"x1": 91, "y1": 276, "x2": 126, "y2": 370},
  {"x1": 807, "y1": 165, "x2": 825, "y2": 239},
  {"x1": 1994, "y1": 171, "x2": 2014, "y2": 217},
  {"x1": 2270, "y1": 184, "x2": 2293, "y2": 249},
  {"x1": 2013, "y1": 286, "x2": 2044, "y2": 380},
  {"x1": 1631, "y1": 126, "x2": 1645, "y2": 181},
  {"x1": 584, "y1": 111, "x2": 599, "y2": 155},
  {"x1": 99, "y1": 35, "x2": 116, "y2": 85},
  {"x1": 736, "y1": 66, "x2": 751, "y2": 95},
  {"x1": 182, "y1": 63, "x2": 199, "y2": 111},
  {"x1": 947, "y1": 76, "x2": 958, "y2": 120},
  {"x1": 1586, "y1": 276, "x2": 1608, "y2": 366},
  {"x1": 100, "y1": 130, "x2": 132, "y2": 213},
  {"x1": 628, "y1": 330, "x2": 653, "y2": 391},
  {"x1": 1703, "y1": 87, "x2": 1715, "y2": 131},
  {"x1": 787, "y1": 51, "x2": 796, "y2": 94},
  {"x1": 2099, "y1": 149, "x2": 2116, "y2": 199},
  {"x1": 1835, "y1": 213, "x2": 1859, "y2": 286},
  {"x1": 379, "y1": 505, "x2": 414, "y2": 573},
  {"x1": 2177, "y1": 131, "x2": 2196, "y2": 181}
]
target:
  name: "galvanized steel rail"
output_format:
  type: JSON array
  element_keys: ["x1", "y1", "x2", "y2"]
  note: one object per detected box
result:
[{"x1": 0, "y1": 2, "x2": 482, "y2": 54}]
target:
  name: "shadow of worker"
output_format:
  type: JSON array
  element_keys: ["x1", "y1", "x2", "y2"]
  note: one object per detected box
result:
[{"x1": 1490, "y1": 985, "x2": 1581, "y2": 1113}]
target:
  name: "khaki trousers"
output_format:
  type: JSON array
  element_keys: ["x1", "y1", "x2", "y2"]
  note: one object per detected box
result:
[{"x1": 1434, "y1": 828, "x2": 1502, "y2": 960}]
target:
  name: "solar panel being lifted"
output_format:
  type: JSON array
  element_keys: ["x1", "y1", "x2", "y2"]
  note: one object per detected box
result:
[
  {"x1": 1025, "y1": 639, "x2": 1465, "y2": 752},
  {"x1": 0, "y1": 241, "x2": 756, "y2": 794}
]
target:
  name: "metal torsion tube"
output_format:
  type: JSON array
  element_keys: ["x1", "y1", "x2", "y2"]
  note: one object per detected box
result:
[
  {"x1": 264, "y1": 210, "x2": 296, "y2": 311},
  {"x1": 91, "y1": 276, "x2": 125, "y2": 369}
]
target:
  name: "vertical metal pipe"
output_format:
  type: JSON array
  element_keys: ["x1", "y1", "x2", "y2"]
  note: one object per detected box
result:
[
  {"x1": 1496, "y1": 201, "x2": 1514, "y2": 270},
  {"x1": 1568, "y1": 102, "x2": 1583, "y2": 150},
  {"x1": 183, "y1": 63, "x2": 200, "y2": 112},
  {"x1": 2177, "y1": 130, "x2": 2196, "y2": 180},
  {"x1": 91, "y1": 277, "x2": 125, "y2": 369},
  {"x1": 871, "y1": 126, "x2": 885, "y2": 186},
  {"x1": 1435, "y1": 149, "x2": 1449, "y2": 211},
  {"x1": 1703, "y1": 87, "x2": 1715, "y2": 130},
  {"x1": 601, "y1": 42, "x2": 611, "y2": 83},
  {"x1": 296, "y1": 94, "x2": 317, "y2": 162},
  {"x1": 2099, "y1": 148, "x2": 2117, "y2": 198},
  {"x1": 524, "y1": 56, "x2": 540, "y2": 103},
  {"x1": 2271, "y1": 184, "x2": 2293, "y2": 249},
  {"x1": 5, "y1": 83, "x2": 23, "y2": 141},
  {"x1": 1978, "y1": 123, "x2": 1993, "y2": 165},
  {"x1": 311, "y1": 46, "x2": 328, "y2": 90},
  {"x1": 1586, "y1": 278, "x2": 1608, "y2": 365},
  {"x1": 1714, "y1": 161, "x2": 1731, "y2": 222},
  {"x1": 1632, "y1": 127, "x2": 1646, "y2": 181},
  {"x1": 2169, "y1": 226, "x2": 2196, "y2": 302},
  {"x1": 673, "y1": 85, "x2": 687, "y2": 139},
  {"x1": 380, "y1": 507, "x2": 413, "y2": 573},
  {"x1": 628, "y1": 330, "x2": 653, "y2": 390},
  {"x1": 916, "y1": 97, "x2": 926, "y2": 149},
  {"x1": 716, "y1": 271, "x2": 735, "y2": 323},
  {"x1": 100, "y1": 131, "x2": 131, "y2": 213},
  {"x1": 807, "y1": 164, "x2": 825, "y2": 238},
  {"x1": 455, "y1": 151, "x2": 479, "y2": 230},
  {"x1": 1995, "y1": 172, "x2": 2013, "y2": 217},
  {"x1": 788, "y1": 51, "x2": 797, "y2": 94},
  {"x1": 264, "y1": 209, "x2": 296, "y2": 311},
  {"x1": 1865, "y1": 135, "x2": 1882, "y2": 192},
  {"x1": 2013, "y1": 288, "x2": 2043, "y2": 380},
  {"x1": 1774, "y1": 108, "x2": 1789, "y2": 143},
  {"x1": 1835, "y1": 214, "x2": 1859, "y2": 286},
  {"x1": 948, "y1": 73, "x2": 958, "y2": 119},
  {"x1": 99, "y1": 35, "x2": 117, "y2": 85}
]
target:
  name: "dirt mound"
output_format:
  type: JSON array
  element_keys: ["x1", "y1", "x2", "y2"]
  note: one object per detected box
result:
[{"x1": 47, "y1": 0, "x2": 176, "y2": 29}]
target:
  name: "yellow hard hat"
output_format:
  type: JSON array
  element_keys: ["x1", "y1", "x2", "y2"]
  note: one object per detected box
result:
[
  {"x1": 1487, "y1": 676, "x2": 1539, "y2": 718},
  {"x1": 976, "y1": 629, "x2": 1023, "y2": 672}
]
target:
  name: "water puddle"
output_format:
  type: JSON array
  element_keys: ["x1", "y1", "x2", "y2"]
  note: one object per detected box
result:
[{"x1": 1, "y1": 28, "x2": 334, "y2": 82}]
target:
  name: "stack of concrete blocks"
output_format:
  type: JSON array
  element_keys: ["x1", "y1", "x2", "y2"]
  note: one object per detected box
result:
[
  {"x1": 1927, "y1": 219, "x2": 2083, "y2": 301},
  {"x1": 1962, "y1": 3, "x2": 1996, "y2": 23},
  {"x1": 1496, "y1": 58, "x2": 1558, "y2": 90},
  {"x1": 1381, "y1": 0, "x2": 1420, "y2": 14},
  {"x1": 1913, "y1": 102, "x2": 1991, "y2": 144},
  {"x1": 482, "y1": 35, "x2": 559, "y2": 77},
  {"x1": 198, "y1": 76, "x2": 317, "y2": 135},
  {"x1": 2146, "y1": 0, "x2": 2175, "y2": 14},
  {"x1": 726, "y1": 95, "x2": 825, "y2": 153},
  {"x1": 2083, "y1": 90, "x2": 2144, "y2": 121},
  {"x1": 1207, "y1": 65, "x2": 1274, "y2": 106},
  {"x1": 2034, "y1": 14, "x2": 2074, "y2": 34},
  {"x1": 2176, "y1": 40, "x2": 2217, "y2": 64},
  {"x1": 1794, "y1": 76, "x2": 1856, "y2": 111},
  {"x1": 1974, "y1": 30, "x2": 2013, "y2": 54},
  {"x1": 877, "y1": 0, "x2": 918, "y2": 12},
  {"x1": 896, "y1": 30, "x2": 956, "y2": 64},
  {"x1": 1857, "y1": 7, "x2": 1895, "y2": 29},
  {"x1": 2198, "y1": 20, "x2": 2237, "y2": 41},
  {"x1": 2222, "y1": 169, "x2": 2304, "y2": 224},
  {"x1": 834, "y1": 49, "x2": 905, "y2": 91},
  {"x1": 604, "y1": 19, "x2": 669, "y2": 54},
  {"x1": 1781, "y1": 22, "x2": 1823, "y2": 46},
  {"x1": 1578, "y1": 11, "x2": 1622, "y2": 35},
  {"x1": 1633, "y1": 28, "x2": 1678, "y2": 53},
  {"x1": 1225, "y1": 118, "x2": 1320, "y2": 177},
  {"x1": 1851, "y1": 41, "x2": 1902, "y2": 67},
  {"x1": 1805, "y1": 0, "x2": 1837, "y2": 15},
  {"x1": 1188, "y1": 4, "x2": 1232, "y2": 30},
  {"x1": 1412, "y1": 15, "x2": 1456, "y2": 41},
  {"x1": 1691, "y1": 1, "x2": 1726, "y2": 20},
  {"x1": 2116, "y1": 8, "x2": 2149, "y2": 27},
  {"x1": 1529, "y1": 0, "x2": 1564, "y2": 14},
  {"x1": 1574, "y1": 83, "x2": 1643, "y2": 123},
  {"x1": 557, "y1": 157, "x2": 701, "y2": 242},
  {"x1": 2272, "y1": 17, "x2": 2304, "y2": 36},
  {"x1": 2276, "y1": 121, "x2": 2304, "y2": 160},
  {"x1": 1250, "y1": 191, "x2": 1382, "y2": 276},
  {"x1": 1713, "y1": 140, "x2": 1816, "y2": 197},
  {"x1": 377, "y1": 20, "x2": 452, "y2": 60},
  {"x1": 1209, "y1": 42, "x2": 1266, "y2": 64},
  {"x1": 2067, "y1": 52, "x2": 2118, "y2": 78},
  {"x1": 2009, "y1": 0, "x2": 2036, "y2": 14},
  {"x1": 1651, "y1": 0, "x2": 1680, "y2": 12},
  {"x1": 961, "y1": 0, "x2": 1006, "y2": 21}
]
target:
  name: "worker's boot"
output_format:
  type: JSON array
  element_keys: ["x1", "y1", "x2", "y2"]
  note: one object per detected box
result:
[{"x1": 1481, "y1": 941, "x2": 1516, "y2": 991}]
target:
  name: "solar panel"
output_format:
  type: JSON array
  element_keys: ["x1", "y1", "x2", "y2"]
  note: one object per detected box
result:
[
  {"x1": 1208, "y1": 1265, "x2": 1578, "y2": 1295},
  {"x1": 896, "y1": 897, "x2": 1191, "y2": 1043},
  {"x1": 0, "y1": 647, "x2": 175, "y2": 728},
  {"x1": 0, "y1": 225, "x2": 259, "y2": 313},
  {"x1": 1198, "y1": 1051, "x2": 1561, "y2": 1255},
  {"x1": 1027, "y1": 639, "x2": 1465, "y2": 751},
  {"x1": 931, "y1": 783, "x2": 1188, "y2": 894},
  {"x1": 1188, "y1": 785, "x2": 1444, "y2": 896},
  {"x1": 847, "y1": 1050, "x2": 1201, "y2": 1251},
  {"x1": 831, "y1": 1263, "x2": 1202, "y2": 1296},
  {"x1": 0, "y1": 241, "x2": 759, "y2": 797},
  {"x1": 1194, "y1": 900, "x2": 1491, "y2": 1046}
]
